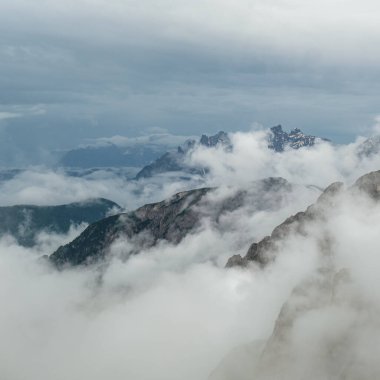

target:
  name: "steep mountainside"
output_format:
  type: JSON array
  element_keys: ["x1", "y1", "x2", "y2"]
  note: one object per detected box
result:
[
  {"x1": 0, "y1": 198, "x2": 120, "y2": 246},
  {"x1": 213, "y1": 170, "x2": 380, "y2": 380},
  {"x1": 49, "y1": 177, "x2": 293, "y2": 268},
  {"x1": 226, "y1": 170, "x2": 380, "y2": 268}
]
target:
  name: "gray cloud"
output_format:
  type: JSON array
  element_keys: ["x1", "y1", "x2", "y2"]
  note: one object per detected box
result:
[{"x1": 0, "y1": 0, "x2": 379, "y2": 166}]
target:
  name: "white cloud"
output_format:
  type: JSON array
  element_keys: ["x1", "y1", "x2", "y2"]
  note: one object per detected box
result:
[
  {"x1": 0, "y1": 105, "x2": 46, "y2": 121},
  {"x1": 1, "y1": 125, "x2": 380, "y2": 379},
  {"x1": 1, "y1": 0, "x2": 379, "y2": 67},
  {"x1": 0, "y1": 111, "x2": 22, "y2": 120}
]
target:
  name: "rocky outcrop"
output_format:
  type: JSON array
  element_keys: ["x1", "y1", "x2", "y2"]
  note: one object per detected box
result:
[
  {"x1": 49, "y1": 188, "x2": 214, "y2": 268},
  {"x1": 268, "y1": 125, "x2": 329, "y2": 152}
]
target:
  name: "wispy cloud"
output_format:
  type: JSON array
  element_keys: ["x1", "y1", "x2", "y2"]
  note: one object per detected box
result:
[{"x1": 0, "y1": 104, "x2": 46, "y2": 121}]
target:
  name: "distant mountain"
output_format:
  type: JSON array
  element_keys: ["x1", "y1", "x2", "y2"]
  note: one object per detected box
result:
[
  {"x1": 58, "y1": 133, "x2": 197, "y2": 169},
  {"x1": 49, "y1": 177, "x2": 293, "y2": 268},
  {"x1": 135, "y1": 131, "x2": 231, "y2": 179},
  {"x1": 0, "y1": 198, "x2": 121, "y2": 247},
  {"x1": 226, "y1": 170, "x2": 380, "y2": 268},
  {"x1": 268, "y1": 125, "x2": 329, "y2": 152},
  {"x1": 136, "y1": 127, "x2": 328, "y2": 179},
  {"x1": 58, "y1": 127, "x2": 327, "y2": 176},
  {"x1": 59, "y1": 144, "x2": 164, "y2": 168}
]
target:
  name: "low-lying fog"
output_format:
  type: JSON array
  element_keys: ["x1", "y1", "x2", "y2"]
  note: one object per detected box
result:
[{"x1": 1, "y1": 129, "x2": 380, "y2": 379}]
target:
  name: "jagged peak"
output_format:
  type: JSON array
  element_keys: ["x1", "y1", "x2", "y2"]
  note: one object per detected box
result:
[
  {"x1": 268, "y1": 125, "x2": 322, "y2": 152},
  {"x1": 270, "y1": 125, "x2": 284, "y2": 133},
  {"x1": 199, "y1": 131, "x2": 230, "y2": 148}
]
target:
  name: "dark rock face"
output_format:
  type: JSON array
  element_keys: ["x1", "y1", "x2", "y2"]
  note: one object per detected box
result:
[
  {"x1": 199, "y1": 131, "x2": 231, "y2": 148},
  {"x1": 50, "y1": 188, "x2": 212, "y2": 267},
  {"x1": 49, "y1": 177, "x2": 293, "y2": 268},
  {"x1": 268, "y1": 125, "x2": 328, "y2": 152},
  {"x1": 0, "y1": 198, "x2": 121, "y2": 247},
  {"x1": 226, "y1": 171, "x2": 380, "y2": 268},
  {"x1": 135, "y1": 131, "x2": 231, "y2": 179}
]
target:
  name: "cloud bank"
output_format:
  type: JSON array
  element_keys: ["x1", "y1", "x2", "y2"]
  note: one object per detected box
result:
[
  {"x1": 0, "y1": 129, "x2": 380, "y2": 379},
  {"x1": 0, "y1": 0, "x2": 380, "y2": 166}
]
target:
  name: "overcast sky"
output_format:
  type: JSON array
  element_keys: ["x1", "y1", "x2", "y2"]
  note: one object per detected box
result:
[{"x1": 0, "y1": 0, "x2": 380, "y2": 164}]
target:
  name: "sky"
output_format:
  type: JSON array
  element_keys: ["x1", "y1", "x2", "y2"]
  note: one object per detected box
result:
[
  {"x1": 0, "y1": 0, "x2": 380, "y2": 165},
  {"x1": 2, "y1": 3, "x2": 380, "y2": 377}
]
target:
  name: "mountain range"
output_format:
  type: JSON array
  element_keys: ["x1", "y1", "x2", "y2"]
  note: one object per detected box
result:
[
  {"x1": 59, "y1": 144, "x2": 163, "y2": 169},
  {"x1": 136, "y1": 126, "x2": 327, "y2": 179},
  {"x1": 47, "y1": 169, "x2": 380, "y2": 274}
]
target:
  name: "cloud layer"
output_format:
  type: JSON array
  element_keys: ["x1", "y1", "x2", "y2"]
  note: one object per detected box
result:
[
  {"x1": 1, "y1": 130, "x2": 380, "y2": 379},
  {"x1": 0, "y1": 0, "x2": 379, "y2": 166}
]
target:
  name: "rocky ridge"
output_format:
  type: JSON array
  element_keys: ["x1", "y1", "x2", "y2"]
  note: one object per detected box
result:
[
  {"x1": 268, "y1": 125, "x2": 328, "y2": 152},
  {"x1": 135, "y1": 131, "x2": 231, "y2": 179},
  {"x1": 226, "y1": 170, "x2": 380, "y2": 268},
  {"x1": 49, "y1": 177, "x2": 293, "y2": 268}
]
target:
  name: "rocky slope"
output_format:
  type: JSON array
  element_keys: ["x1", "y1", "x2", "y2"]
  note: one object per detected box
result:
[
  {"x1": 0, "y1": 198, "x2": 120, "y2": 247},
  {"x1": 212, "y1": 170, "x2": 380, "y2": 380},
  {"x1": 49, "y1": 177, "x2": 293, "y2": 268},
  {"x1": 135, "y1": 131, "x2": 231, "y2": 179},
  {"x1": 226, "y1": 170, "x2": 380, "y2": 268}
]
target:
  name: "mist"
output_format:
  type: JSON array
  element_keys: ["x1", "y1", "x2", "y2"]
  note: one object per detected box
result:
[
  {"x1": 211, "y1": 180, "x2": 380, "y2": 379},
  {"x1": 1, "y1": 128, "x2": 380, "y2": 379},
  {"x1": 2, "y1": 125, "x2": 380, "y2": 208}
]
